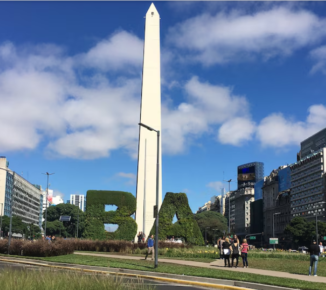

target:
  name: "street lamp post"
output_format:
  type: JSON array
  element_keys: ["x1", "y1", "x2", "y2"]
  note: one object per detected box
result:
[
  {"x1": 76, "y1": 200, "x2": 80, "y2": 238},
  {"x1": 138, "y1": 122, "x2": 160, "y2": 268},
  {"x1": 223, "y1": 179, "x2": 232, "y2": 234},
  {"x1": 43, "y1": 172, "x2": 54, "y2": 237},
  {"x1": 273, "y1": 212, "x2": 281, "y2": 250}
]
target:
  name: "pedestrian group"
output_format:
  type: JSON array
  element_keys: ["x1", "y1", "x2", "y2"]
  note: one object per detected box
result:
[{"x1": 218, "y1": 235, "x2": 249, "y2": 268}]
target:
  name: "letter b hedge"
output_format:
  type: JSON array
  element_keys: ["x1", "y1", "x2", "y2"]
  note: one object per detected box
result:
[{"x1": 83, "y1": 190, "x2": 137, "y2": 241}]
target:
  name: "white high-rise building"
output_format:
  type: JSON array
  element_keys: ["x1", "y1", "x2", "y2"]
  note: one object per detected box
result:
[
  {"x1": 135, "y1": 3, "x2": 162, "y2": 239},
  {"x1": 70, "y1": 194, "x2": 85, "y2": 212},
  {"x1": 0, "y1": 157, "x2": 43, "y2": 227}
]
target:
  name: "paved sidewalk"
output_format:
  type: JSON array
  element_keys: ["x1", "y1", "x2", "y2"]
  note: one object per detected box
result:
[{"x1": 75, "y1": 252, "x2": 326, "y2": 284}]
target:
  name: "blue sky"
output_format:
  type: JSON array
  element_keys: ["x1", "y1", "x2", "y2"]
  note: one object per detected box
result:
[{"x1": 1, "y1": 2, "x2": 326, "y2": 214}]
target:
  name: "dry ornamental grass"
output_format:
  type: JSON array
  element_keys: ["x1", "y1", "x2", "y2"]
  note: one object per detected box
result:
[{"x1": 0, "y1": 269, "x2": 154, "y2": 290}]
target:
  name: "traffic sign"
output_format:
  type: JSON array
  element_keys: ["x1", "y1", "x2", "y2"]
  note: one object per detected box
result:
[
  {"x1": 270, "y1": 238, "x2": 278, "y2": 244},
  {"x1": 250, "y1": 236, "x2": 256, "y2": 240}
]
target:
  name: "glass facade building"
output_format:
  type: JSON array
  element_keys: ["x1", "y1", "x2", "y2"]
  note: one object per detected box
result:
[
  {"x1": 278, "y1": 167, "x2": 291, "y2": 192},
  {"x1": 237, "y1": 162, "x2": 264, "y2": 189},
  {"x1": 254, "y1": 179, "x2": 264, "y2": 200},
  {"x1": 301, "y1": 128, "x2": 326, "y2": 159}
]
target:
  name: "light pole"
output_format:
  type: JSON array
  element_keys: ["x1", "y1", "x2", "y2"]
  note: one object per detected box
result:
[
  {"x1": 43, "y1": 172, "x2": 54, "y2": 237},
  {"x1": 223, "y1": 179, "x2": 232, "y2": 233},
  {"x1": 315, "y1": 201, "x2": 326, "y2": 243},
  {"x1": 273, "y1": 212, "x2": 281, "y2": 250},
  {"x1": 76, "y1": 200, "x2": 80, "y2": 238},
  {"x1": 138, "y1": 122, "x2": 160, "y2": 268}
]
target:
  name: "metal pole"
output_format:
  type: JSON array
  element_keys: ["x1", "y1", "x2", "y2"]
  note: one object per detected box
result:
[
  {"x1": 44, "y1": 173, "x2": 49, "y2": 236},
  {"x1": 8, "y1": 172, "x2": 15, "y2": 254},
  {"x1": 143, "y1": 139, "x2": 147, "y2": 234},
  {"x1": 77, "y1": 201, "x2": 80, "y2": 238},
  {"x1": 154, "y1": 130, "x2": 160, "y2": 268},
  {"x1": 0, "y1": 203, "x2": 3, "y2": 238},
  {"x1": 228, "y1": 182, "x2": 230, "y2": 234},
  {"x1": 273, "y1": 213, "x2": 275, "y2": 250}
]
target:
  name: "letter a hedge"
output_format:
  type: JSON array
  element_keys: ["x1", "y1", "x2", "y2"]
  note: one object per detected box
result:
[
  {"x1": 150, "y1": 192, "x2": 204, "y2": 245},
  {"x1": 83, "y1": 190, "x2": 137, "y2": 240}
]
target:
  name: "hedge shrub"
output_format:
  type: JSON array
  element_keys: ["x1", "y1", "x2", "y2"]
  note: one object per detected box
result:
[
  {"x1": 84, "y1": 190, "x2": 137, "y2": 241},
  {"x1": 150, "y1": 192, "x2": 204, "y2": 245},
  {"x1": 0, "y1": 238, "x2": 74, "y2": 257}
]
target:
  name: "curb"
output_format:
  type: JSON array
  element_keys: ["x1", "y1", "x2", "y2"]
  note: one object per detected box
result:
[{"x1": 0, "y1": 257, "x2": 251, "y2": 290}]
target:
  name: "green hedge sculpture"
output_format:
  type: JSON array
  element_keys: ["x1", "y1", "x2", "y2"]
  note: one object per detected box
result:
[
  {"x1": 150, "y1": 192, "x2": 204, "y2": 245},
  {"x1": 83, "y1": 190, "x2": 137, "y2": 241}
]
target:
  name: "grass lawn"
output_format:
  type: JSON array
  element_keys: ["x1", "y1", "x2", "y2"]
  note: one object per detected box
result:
[
  {"x1": 248, "y1": 257, "x2": 326, "y2": 277},
  {"x1": 11, "y1": 254, "x2": 325, "y2": 290},
  {"x1": 75, "y1": 251, "x2": 214, "y2": 263}
]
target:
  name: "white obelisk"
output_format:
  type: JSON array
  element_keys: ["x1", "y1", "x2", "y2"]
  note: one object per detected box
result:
[{"x1": 135, "y1": 3, "x2": 162, "y2": 240}]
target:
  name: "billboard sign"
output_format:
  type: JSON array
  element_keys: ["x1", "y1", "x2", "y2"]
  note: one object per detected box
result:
[{"x1": 238, "y1": 165, "x2": 256, "y2": 188}]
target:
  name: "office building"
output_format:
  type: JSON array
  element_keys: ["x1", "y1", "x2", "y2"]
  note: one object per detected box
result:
[
  {"x1": 70, "y1": 194, "x2": 85, "y2": 212},
  {"x1": 237, "y1": 162, "x2": 264, "y2": 189},
  {"x1": 230, "y1": 188, "x2": 255, "y2": 236},
  {"x1": 290, "y1": 148, "x2": 326, "y2": 222},
  {"x1": 263, "y1": 167, "x2": 291, "y2": 244},
  {"x1": 0, "y1": 157, "x2": 42, "y2": 226},
  {"x1": 254, "y1": 179, "x2": 264, "y2": 200},
  {"x1": 196, "y1": 201, "x2": 211, "y2": 213},
  {"x1": 300, "y1": 128, "x2": 326, "y2": 159},
  {"x1": 250, "y1": 199, "x2": 263, "y2": 235}
]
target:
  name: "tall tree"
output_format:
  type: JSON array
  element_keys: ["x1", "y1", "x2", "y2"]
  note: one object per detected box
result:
[
  {"x1": 284, "y1": 217, "x2": 325, "y2": 246},
  {"x1": 44, "y1": 203, "x2": 85, "y2": 237},
  {"x1": 1, "y1": 216, "x2": 29, "y2": 237},
  {"x1": 194, "y1": 211, "x2": 228, "y2": 244}
]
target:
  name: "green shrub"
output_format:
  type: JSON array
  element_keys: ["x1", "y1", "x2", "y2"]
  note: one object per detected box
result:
[
  {"x1": 84, "y1": 190, "x2": 137, "y2": 241},
  {"x1": 150, "y1": 192, "x2": 204, "y2": 245}
]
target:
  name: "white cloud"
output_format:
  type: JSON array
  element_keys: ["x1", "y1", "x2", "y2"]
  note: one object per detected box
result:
[
  {"x1": 1, "y1": 27, "x2": 325, "y2": 160},
  {"x1": 207, "y1": 181, "x2": 225, "y2": 192},
  {"x1": 167, "y1": 7, "x2": 326, "y2": 65},
  {"x1": 218, "y1": 118, "x2": 256, "y2": 146},
  {"x1": 162, "y1": 76, "x2": 251, "y2": 154},
  {"x1": 0, "y1": 32, "x2": 142, "y2": 159},
  {"x1": 76, "y1": 31, "x2": 143, "y2": 71},
  {"x1": 256, "y1": 104, "x2": 326, "y2": 148},
  {"x1": 310, "y1": 45, "x2": 326, "y2": 74},
  {"x1": 116, "y1": 172, "x2": 136, "y2": 186}
]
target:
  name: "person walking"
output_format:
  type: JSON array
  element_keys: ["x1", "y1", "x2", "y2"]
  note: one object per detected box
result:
[
  {"x1": 309, "y1": 240, "x2": 320, "y2": 276},
  {"x1": 231, "y1": 239, "x2": 240, "y2": 267},
  {"x1": 319, "y1": 242, "x2": 325, "y2": 258},
  {"x1": 240, "y1": 238, "x2": 249, "y2": 268},
  {"x1": 145, "y1": 234, "x2": 155, "y2": 260},
  {"x1": 222, "y1": 237, "x2": 232, "y2": 267},
  {"x1": 218, "y1": 236, "x2": 225, "y2": 260}
]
